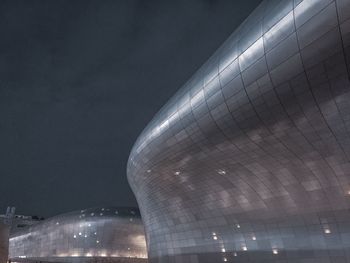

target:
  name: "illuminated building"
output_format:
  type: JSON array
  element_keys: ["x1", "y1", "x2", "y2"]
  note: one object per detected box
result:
[
  {"x1": 128, "y1": 0, "x2": 350, "y2": 262},
  {"x1": 9, "y1": 207, "x2": 147, "y2": 262}
]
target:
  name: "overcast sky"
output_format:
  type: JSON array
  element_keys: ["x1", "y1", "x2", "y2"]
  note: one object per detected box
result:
[{"x1": 0, "y1": 0, "x2": 261, "y2": 217}]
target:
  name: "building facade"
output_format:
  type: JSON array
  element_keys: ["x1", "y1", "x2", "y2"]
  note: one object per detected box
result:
[
  {"x1": 9, "y1": 207, "x2": 147, "y2": 263},
  {"x1": 128, "y1": 0, "x2": 350, "y2": 262},
  {"x1": 0, "y1": 222, "x2": 9, "y2": 263}
]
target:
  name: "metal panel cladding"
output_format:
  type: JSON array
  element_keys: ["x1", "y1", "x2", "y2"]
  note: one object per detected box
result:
[
  {"x1": 128, "y1": 0, "x2": 350, "y2": 262},
  {"x1": 9, "y1": 207, "x2": 147, "y2": 263}
]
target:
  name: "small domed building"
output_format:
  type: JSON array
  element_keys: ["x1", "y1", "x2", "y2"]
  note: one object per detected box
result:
[{"x1": 9, "y1": 207, "x2": 147, "y2": 262}]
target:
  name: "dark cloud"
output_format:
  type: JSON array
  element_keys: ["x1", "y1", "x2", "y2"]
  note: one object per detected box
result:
[{"x1": 0, "y1": 0, "x2": 261, "y2": 217}]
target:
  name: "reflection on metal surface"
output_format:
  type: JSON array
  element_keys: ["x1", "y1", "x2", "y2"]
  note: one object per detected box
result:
[
  {"x1": 128, "y1": 0, "x2": 350, "y2": 262},
  {"x1": 9, "y1": 207, "x2": 147, "y2": 263}
]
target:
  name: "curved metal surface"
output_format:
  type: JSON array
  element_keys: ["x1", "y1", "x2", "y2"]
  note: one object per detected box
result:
[
  {"x1": 128, "y1": 0, "x2": 350, "y2": 262},
  {"x1": 9, "y1": 207, "x2": 147, "y2": 263}
]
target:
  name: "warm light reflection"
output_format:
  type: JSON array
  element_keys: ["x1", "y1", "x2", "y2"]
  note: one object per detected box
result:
[
  {"x1": 9, "y1": 208, "x2": 148, "y2": 261},
  {"x1": 324, "y1": 229, "x2": 331, "y2": 234}
]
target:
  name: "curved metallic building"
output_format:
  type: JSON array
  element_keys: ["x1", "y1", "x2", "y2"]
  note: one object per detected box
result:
[
  {"x1": 128, "y1": 0, "x2": 350, "y2": 262},
  {"x1": 9, "y1": 207, "x2": 147, "y2": 262}
]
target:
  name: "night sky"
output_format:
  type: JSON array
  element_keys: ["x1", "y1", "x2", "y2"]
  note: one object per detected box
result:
[{"x1": 0, "y1": 0, "x2": 261, "y2": 217}]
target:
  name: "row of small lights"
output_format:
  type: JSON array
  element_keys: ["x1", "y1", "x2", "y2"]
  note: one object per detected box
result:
[
  {"x1": 79, "y1": 208, "x2": 135, "y2": 217},
  {"x1": 147, "y1": 169, "x2": 229, "y2": 176},
  {"x1": 214, "y1": 226, "x2": 333, "y2": 261},
  {"x1": 221, "y1": 247, "x2": 279, "y2": 262},
  {"x1": 71, "y1": 251, "x2": 138, "y2": 258},
  {"x1": 175, "y1": 170, "x2": 226, "y2": 176},
  {"x1": 54, "y1": 209, "x2": 138, "y2": 246},
  {"x1": 213, "y1": 230, "x2": 276, "y2": 261},
  {"x1": 73, "y1": 231, "x2": 97, "y2": 238}
]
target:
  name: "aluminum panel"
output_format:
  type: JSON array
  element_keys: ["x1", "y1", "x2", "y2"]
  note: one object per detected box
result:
[
  {"x1": 9, "y1": 207, "x2": 147, "y2": 263},
  {"x1": 128, "y1": 1, "x2": 350, "y2": 262}
]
